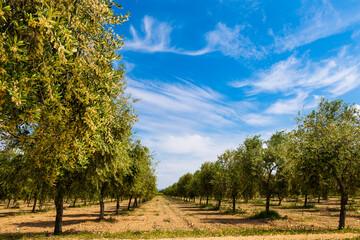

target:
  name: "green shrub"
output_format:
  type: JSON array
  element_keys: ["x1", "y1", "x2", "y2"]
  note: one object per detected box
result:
[
  {"x1": 223, "y1": 208, "x2": 246, "y2": 215},
  {"x1": 252, "y1": 210, "x2": 282, "y2": 220}
]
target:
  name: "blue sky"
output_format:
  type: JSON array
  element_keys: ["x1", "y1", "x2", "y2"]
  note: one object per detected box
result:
[{"x1": 114, "y1": 0, "x2": 360, "y2": 189}]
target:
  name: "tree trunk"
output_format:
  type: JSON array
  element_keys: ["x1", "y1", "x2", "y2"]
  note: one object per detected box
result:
[
  {"x1": 232, "y1": 194, "x2": 236, "y2": 213},
  {"x1": 338, "y1": 191, "x2": 348, "y2": 229},
  {"x1": 116, "y1": 196, "x2": 120, "y2": 215},
  {"x1": 304, "y1": 194, "x2": 308, "y2": 207},
  {"x1": 99, "y1": 186, "x2": 105, "y2": 220},
  {"x1": 54, "y1": 191, "x2": 64, "y2": 235},
  {"x1": 318, "y1": 195, "x2": 321, "y2": 203},
  {"x1": 206, "y1": 196, "x2": 209, "y2": 205},
  {"x1": 133, "y1": 197, "x2": 138, "y2": 208},
  {"x1": 99, "y1": 199, "x2": 105, "y2": 220},
  {"x1": 278, "y1": 196, "x2": 283, "y2": 206},
  {"x1": 199, "y1": 197, "x2": 202, "y2": 205},
  {"x1": 7, "y1": 199, "x2": 10, "y2": 208},
  {"x1": 72, "y1": 198, "x2": 77, "y2": 207},
  {"x1": 127, "y1": 195, "x2": 132, "y2": 210},
  {"x1": 32, "y1": 197, "x2": 37, "y2": 213},
  {"x1": 266, "y1": 194, "x2": 271, "y2": 214},
  {"x1": 218, "y1": 199, "x2": 221, "y2": 208}
]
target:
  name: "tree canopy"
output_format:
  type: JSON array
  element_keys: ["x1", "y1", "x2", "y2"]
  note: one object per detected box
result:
[{"x1": 0, "y1": 0, "x2": 157, "y2": 235}]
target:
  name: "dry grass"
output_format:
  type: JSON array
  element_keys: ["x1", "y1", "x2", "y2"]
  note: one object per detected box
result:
[{"x1": 0, "y1": 196, "x2": 359, "y2": 239}]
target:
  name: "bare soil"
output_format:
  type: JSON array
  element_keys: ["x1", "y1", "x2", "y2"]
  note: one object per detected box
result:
[{"x1": 0, "y1": 196, "x2": 360, "y2": 239}]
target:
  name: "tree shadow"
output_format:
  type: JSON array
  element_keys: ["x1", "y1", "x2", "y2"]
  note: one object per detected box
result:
[
  {"x1": 0, "y1": 209, "x2": 50, "y2": 218},
  {"x1": 13, "y1": 218, "x2": 94, "y2": 229},
  {"x1": 201, "y1": 217, "x2": 266, "y2": 225},
  {"x1": 62, "y1": 213, "x2": 99, "y2": 218},
  {"x1": 190, "y1": 211, "x2": 229, "y2": 216},
  {"x1": 180, "y1": 206, "x2": 219, "y2": 212},
  {"x1": 0, "y1": 211, "x2": 18, "y2": 217},
  {"x1": 320, "y1": 211, "x2": 360, "y2": 219},
  {"x1": 0, "y1": 230, "x2": 93, "y2": 240}
]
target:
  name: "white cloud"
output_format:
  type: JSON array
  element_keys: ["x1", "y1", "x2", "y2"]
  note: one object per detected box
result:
[
  {"x1": 127, "y1": 79, "x2": 245, "y2": 129},
  {"x1": 150, "y1": 131, "x2": 248, "y2": 189},
  {"x1": 228, "y1": 46, "x2": 360, "y2": 117},
  {"x1": 126, "y1": 77, "x2": 272, "y2": 188},
  {"x1": 242, "y1": 113, "x2": 274, "y2": 126},
  {"x1": 160, "y1": 134, "x2": 217, "y2": 156},
  {"x1": 234, "y1": 47, "x2": 360, "y2": 99},
  {"x1": 124, "y1": 16, "x2": 263, "y2": 59},
  {"x1": 205, "y1": 23, "x2": 263, "y2": 59},
  {"x1": 266, "y1": 91, "x2": 308, "y2": 115},
  {"x1": 275, "y1": 0, "x2": 360, "y2": 51},
  {"x1": 125, "y1": 16, "x2": 174, "y2": 53},
  {"x1": 235, "y1": 56, "x2": 301, "y2": 93}
]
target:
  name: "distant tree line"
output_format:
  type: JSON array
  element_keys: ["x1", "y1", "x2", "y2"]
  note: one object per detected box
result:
[
  {"x1": 0, "y1": 0, "x2": 157, "y2": 235},
  {"x1": 164, "y1": 99, "x2": 360, "y2": 230}
]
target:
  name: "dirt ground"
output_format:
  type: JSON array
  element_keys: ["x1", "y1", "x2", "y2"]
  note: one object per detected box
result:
[
  {"x1": 146, "y1": 233, "x2": 360, "y2": 240},
  {"x1": 0, "y1": 196, "x2": 360, "y2": 239}
]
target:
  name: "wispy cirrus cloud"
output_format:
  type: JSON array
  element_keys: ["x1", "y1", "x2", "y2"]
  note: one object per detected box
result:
[
  {"x1": 242, "y1": 113, "x2": 275, "y2": 126},
  {"x1": 229, "y1": 46, "x2": 360, "y2": 115},
  {"x1": 265, "y1": 91, "x2": 309, "y2": 115},
  {"x1": 124, "y1": 16, "x2": 263, "y2": 59},
  {"x1": 125, "y1": 16, "x2": 174, "y2": 53},
  {"x1": 204, "y1": 23, "x2": 264, "y2": 59},
  {"x1": 274, "y1": 0, "x2": 360, "y2": 52},
  {"x1": 127, "y1": 78, "x2": 241, "y2": 130},
  {"x1": 126, "y1": 78, "x2": 260, "y2": 188},
  {"x1": 232, "y1": 47, "x2": 360, "y2": 96}
]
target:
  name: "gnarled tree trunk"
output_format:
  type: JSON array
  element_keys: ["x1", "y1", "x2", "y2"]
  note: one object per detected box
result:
[
  {"x1": 116, "y1": 196, "x2": 120, "y2": 215},
  {"x1": 32, "y1": 197, "x2": 37, "y2": 213},
  {"x1": 338, "y1": 191, "x2": 348, "y2": 229},
  {"x1": 99, "y1": 185, "x2": 106, "y2": 220},
  {"x1": 232, "y1": 194, "x2": 236, "y2": 213},
  {"x1": 54, "y1": 190, "x2": 64, "y2": 235},
  {"x1": 265, "y1": 194, "x2": 271, "y2": 214},
  {"x1": 127, "y1": 195, "x2": 132, "y2": 210}
]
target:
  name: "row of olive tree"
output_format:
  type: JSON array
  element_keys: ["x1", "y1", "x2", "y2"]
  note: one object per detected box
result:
[
  {"x1": 0, "y1": 0, "x2": 157, "y2": 235},
  {"x1": 164, "y1": 99, "x2": 360, "y2": 230},
  {"x1": 0, "y1": 140, "x2": 157, "y2": 215}
]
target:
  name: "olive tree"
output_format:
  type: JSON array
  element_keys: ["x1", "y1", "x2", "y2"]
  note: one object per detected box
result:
[
  {"x1": 259, "y1": 132, "x2": 289, "y2": 214},
  {"x1": 0, "y1": 0, "x2": 132, "y2": 235},
  {"x1": 199, "y1": 162, "x2": 215, "y2": 205},
  {"x1": 296, "y1": 99, "x2": 360, "y2": 229}
]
